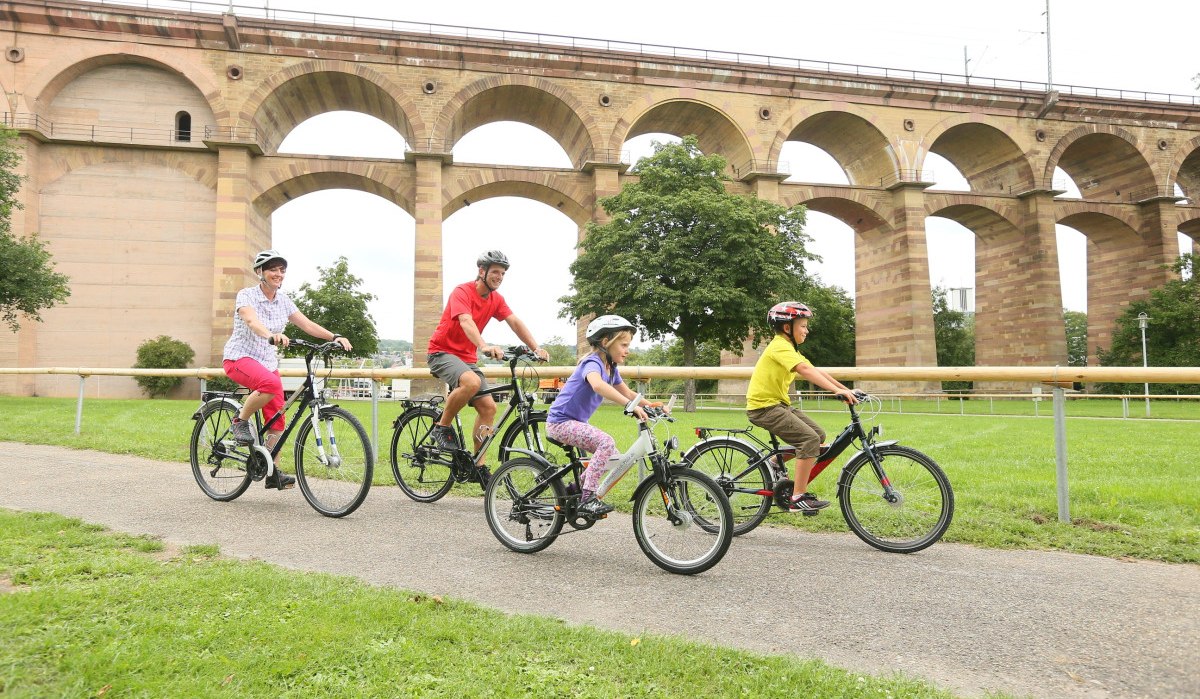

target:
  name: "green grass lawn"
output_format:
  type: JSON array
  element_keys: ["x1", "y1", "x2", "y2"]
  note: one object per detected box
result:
[
  {"x1": 1, "y1": 395, "x2": 1197, "y2": 562},
  {"x1": 0, "y1": 509, "x2": 964, "y2": 698}
]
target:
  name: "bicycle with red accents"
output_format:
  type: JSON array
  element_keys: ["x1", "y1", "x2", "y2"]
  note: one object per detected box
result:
[{"x1": 683, "y1": 390, "x2": 953, "y2": 553}]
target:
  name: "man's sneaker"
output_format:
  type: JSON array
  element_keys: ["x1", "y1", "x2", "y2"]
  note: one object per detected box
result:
[
  {"x1": 578, "y1": 497, "x2": 614, "y2": 516},
  {"x1": 265, "y1": 469, "x2": 296, "y2": 490},
  {"x1": 430, "y1": 425, "x2": 458, "y2": 451},
  {"x1": 230, "y1": 418, "x2": 255, "y2": 446},
  {"x1": 787, "y1": 492, "x2": 830, "y2": 513}
]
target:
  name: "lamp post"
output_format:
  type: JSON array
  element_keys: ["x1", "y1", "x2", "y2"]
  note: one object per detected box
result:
[{"x1": 1137, "y1": 312, "x2": 1150, "y2": 417}]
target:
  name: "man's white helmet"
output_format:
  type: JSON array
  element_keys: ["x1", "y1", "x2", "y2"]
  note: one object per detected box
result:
[
  {"x1": 253, "y1": 249, "x2": 287, "y2": 272},
  {"x1": 585, "y1": 314, "x2": 635, "y2": 344}
]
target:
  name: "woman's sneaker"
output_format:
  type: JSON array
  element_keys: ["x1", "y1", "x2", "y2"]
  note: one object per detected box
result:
[
  {"x1": 230, "y1": 418, "x2": 255, "y2": 446},
  {"x1": 787, "y1": 492, "x2": 829, "y2": 513},
  {"x1": 265, "y1": 469, "x2": 296, "y2": 490}
]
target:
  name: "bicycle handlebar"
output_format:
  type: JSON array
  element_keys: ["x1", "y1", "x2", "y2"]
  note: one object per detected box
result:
[{"x1": 270, "y1": 337, "x2": 347, "y2": 354}]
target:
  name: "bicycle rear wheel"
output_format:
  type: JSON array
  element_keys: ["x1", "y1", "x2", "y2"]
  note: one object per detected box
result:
[
  {"x1": 682, "y1": 439, "x2": 772, "y2": 536},
  {"x1": 390, "y1": 407, "x2": 454, "y2": 503},
  {"x1": 190, "y1": 400, "x2": 252, "y2": 501},
  {"x1": 485, "y1": 458, "x2": 565, "y2": 553},
  {"x1": 839, "y1": 445, "x2": 954, "y2": 553},
  {"x1": 632, "y1": 467, "x2": 732, "y2": 575},
  {"x1": 294, "y1": 406, "x2": 373, "y2": 518}
]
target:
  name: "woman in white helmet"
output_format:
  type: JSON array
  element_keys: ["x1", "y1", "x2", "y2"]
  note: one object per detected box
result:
[
  {"x1": 545, "y1": 314, "x2": 656, "y2": 515},
  {"x1": 221, "y1": 249, "x2": 352, "y2": 490}
]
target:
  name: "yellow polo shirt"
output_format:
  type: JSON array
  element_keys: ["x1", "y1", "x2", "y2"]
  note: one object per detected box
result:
[{"x1": 746, "y1": 334, "x2": 812, "y2": 411}]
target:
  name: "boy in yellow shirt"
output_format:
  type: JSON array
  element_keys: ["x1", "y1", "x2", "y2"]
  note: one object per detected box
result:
[{"x1": 746, "y1": 302, "x2": 858, "y2": 512}]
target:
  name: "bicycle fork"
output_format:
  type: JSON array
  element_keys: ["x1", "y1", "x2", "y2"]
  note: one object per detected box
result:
[{"x1": 308, "y1": 407, "x2": 343, "y2": 468}]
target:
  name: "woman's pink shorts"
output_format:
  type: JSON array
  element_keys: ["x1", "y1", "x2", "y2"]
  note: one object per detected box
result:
[{"x1": 223, "y1": 358, "x2": 287, "y2": 430}]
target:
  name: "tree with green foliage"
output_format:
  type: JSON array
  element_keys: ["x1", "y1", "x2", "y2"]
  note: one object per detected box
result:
[
  {"x1": 559, "y1": 136, "x2": 815, "y2": 411},
  {"x1": 1097, "y1": 253, "x2": 1200, "y2": 394},
  {"x1": 628, "y1": 338, "x2": 722, "y2": 398},
  {"x1": 133, "y1": 335, "x2": 195, "y2": 398},
  {"x1": 932, "y1": 287, "x2": 975, "y2": 392},
  {"x1": 539, "y1": 336, "x2": 577, "y2": 367},
  {"x1": 285, "y1": 257, "x2": 378, "y2": 358},
  {"x1": 1064, "y1": 310, "x2": 1088, "y2": 367},
  {"x1": 0, "y1": 128, "x2": 70, "y2": 331}
]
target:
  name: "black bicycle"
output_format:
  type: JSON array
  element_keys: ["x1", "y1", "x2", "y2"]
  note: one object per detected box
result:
[
  {"x1": 189, "y1": 338, "x2": 374, "y2": 518},
  {"x1": 485, "y1": 399, "x2": 734, "y2": 575},
  {"x1": 389, "y1": 346, "x2": 549, "y2": 502},
  {"x1": 683, "y1": 391, "x2": 953, "y2": 553}
]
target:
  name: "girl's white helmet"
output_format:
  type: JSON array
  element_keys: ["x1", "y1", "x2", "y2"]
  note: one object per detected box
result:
[{"x1": 585, "y1": 314, "x2": 635, "y2": 343}]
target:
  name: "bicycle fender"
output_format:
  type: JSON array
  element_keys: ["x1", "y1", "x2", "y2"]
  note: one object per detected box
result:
[
  {"x1": 681, "y1": 436, "x2": 760, "y2": 462},
  {"x1": 503, "y1": 448, "x2": 557, "y2": 471},
  {"x1": 193, "y1": 396, "x2": 242, "y2": 420}
]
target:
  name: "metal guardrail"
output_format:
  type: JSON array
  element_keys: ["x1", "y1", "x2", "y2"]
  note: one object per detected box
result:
[
  {"x1": 879, "y1": 170, "x2": 936, "y2": 188},
  {"x1": 83, "y1": 0, "x2": 1200, "y2": 108},
  {"x1": 2, "y1": 111, "x2": 247, "y2": 147}
]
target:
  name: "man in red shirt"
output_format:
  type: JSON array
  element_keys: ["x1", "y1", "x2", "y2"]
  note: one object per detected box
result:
[{"x1": 426, "y1": 250, "x2": 549, "y2": 477}]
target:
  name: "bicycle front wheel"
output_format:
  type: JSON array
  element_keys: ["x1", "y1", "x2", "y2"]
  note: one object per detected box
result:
[
  {"x1": 190, "y1": 400, "x2": 252, "y2": 501},
  {"x1": 485, "y1": 458, "x2": 565, "y2": 553},
  {"x1": 632, "y1": 467, "x2": 733, "y2": 575},
  {"x1": 498, "y1": 413, "x2": 559, "y2": 464},
  {"x1": 683, "y1": 439, "x2": 772, "y2": 536},
  {"x1": 294, "y1": 406, "x2": 373, "y2": 518},
  {"x1": 390, "y1": 407, "x2": 454, "y2": 503},
  {"x1": 839, "y1": 445, "x2": 954, "y2": 553}
]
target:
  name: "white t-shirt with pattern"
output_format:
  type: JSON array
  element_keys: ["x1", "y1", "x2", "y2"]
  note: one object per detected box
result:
[{"x1": 222, "y1": 285, "x2": 298, "y2": 371}]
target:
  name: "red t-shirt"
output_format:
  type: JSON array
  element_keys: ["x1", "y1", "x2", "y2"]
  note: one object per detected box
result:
[{"x1": 427, "y1": 281, "x2": 513, "y2": 361}]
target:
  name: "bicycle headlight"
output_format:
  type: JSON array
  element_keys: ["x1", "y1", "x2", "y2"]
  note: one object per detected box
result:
[{"x1": 666, "y1": 436, "x2": 679, "y2": 452}]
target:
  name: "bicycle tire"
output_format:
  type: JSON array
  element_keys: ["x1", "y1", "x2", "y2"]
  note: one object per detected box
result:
[
  {"x1": 839, "y1": 444, "x2": 954, "y2": 553},
  {"x1": 189, "y1": 400, "x2": 252, "y2": 501},
  {"x1": 682, "y1": 439, "x2": 772, "y2": 536},
  {"x1": 389, "y1": 407, "x2": 454, "y2": 503},
  {"x1": 294, "y1": 406, "x2": 374, "y2": 518},
  {"x1": 485, "y1": 457, "x2": 566, "y2": 553},
  {"x1": 631, "y1": 467, "x2": 733, "y2": 575}
]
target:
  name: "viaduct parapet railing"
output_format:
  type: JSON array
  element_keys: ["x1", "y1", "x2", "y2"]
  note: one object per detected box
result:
[
  {"x1": 89, "y1": 0, "x2": 1200, "y2": 106},
  {"x1": 4, "y1": 365, "x2": 1198, "y2": 525}
]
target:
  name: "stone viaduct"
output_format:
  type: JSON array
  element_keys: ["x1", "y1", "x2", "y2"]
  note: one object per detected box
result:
[{"x1": 1, "y1": 0, "x2": 1197, "y2": 397}]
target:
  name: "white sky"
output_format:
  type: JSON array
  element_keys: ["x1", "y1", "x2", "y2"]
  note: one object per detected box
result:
[{"x1": 252, "y1": 0, "x2": 1200, "y2": 343}]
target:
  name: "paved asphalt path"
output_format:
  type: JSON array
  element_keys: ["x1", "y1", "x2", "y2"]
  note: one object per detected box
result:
[{"x1": 1, "y1": 443, "x2": 1196, "y2": 699}]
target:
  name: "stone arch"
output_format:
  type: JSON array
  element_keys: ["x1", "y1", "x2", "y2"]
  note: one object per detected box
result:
[
  {"x1": 1044, "y1": 125, "x2": 1156, "y2": 202},
  {"x1": 1178, "y1": 211, "x2": 1200, "y2": 244},
  {"x1": 435, "y1": 75, "x2": 599, "y2": 166},
  {"x1": 607, "y1": 98, "x2": 753, "y2": 173},
  {"x1": 37, "y1": 147, "x2": 216, "y2": 191},
  {"x1": 770, "y1": 103, "x2": 898, "y2": 187},
  {"x1": 239, "y1": 60, "x2": 421, "y2": 154},
  {"x1": 1170, "y1": 133, "x2": 1200, "y2": 200},
  {"x1": 781, "y1": 188, "x2": 894, "y2": 238},
  {"x1": 924, "y1": 114, "x2": 1034, "y2": 194},
  {"x1": 1059, "y1": 211, "x2": 1145, "y2": 362},
  {"x1": 253, "y1": 170, "x2": 412, "y2": 219},
  {"x1": 444, "y1": 174, "x2": 591, "y2": 227},
  {"x1": 26, "y1": 46, "x2": 225, "y2": 122}
]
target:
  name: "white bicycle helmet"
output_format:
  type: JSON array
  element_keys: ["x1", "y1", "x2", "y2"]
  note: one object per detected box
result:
[
  {"x1": 253, "y1": 249, "x2": 287, "y2": 272},
  {"x1": 586, "y1": 314, "x2": 636, "y2": 344},
  {"x1": 476, "y1": 250, "x2": 510, "y2": 269}
]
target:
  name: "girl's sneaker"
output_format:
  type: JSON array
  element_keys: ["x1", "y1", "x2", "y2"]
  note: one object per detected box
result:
[{"x1": 787, "y1": 492, "x2": 829, "y2": 513}]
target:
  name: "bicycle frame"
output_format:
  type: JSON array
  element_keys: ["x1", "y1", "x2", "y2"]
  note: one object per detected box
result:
[
  {"x1": 693, "y1": 399, "x2": 897, "y2": 499},
  {"x1": 198, "y1": 339, "x2": 345, "y2": 473},
  {"x1": 397, "y1": 347, "x2": 543, "y2": 467}
]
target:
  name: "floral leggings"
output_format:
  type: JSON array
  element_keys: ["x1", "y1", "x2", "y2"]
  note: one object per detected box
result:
[{"x1": 545, "y1": 419, "x2": 620, "y2": 493}]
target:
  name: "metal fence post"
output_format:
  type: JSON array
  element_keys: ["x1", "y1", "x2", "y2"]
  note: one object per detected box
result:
[
  {"x1": 370, "y1": 379, "x2": 379, "y2": 460},
  {"x1": 75, "y1": 375, "x2": 86, "y2": 435},
  {"x1": 1053, "y1": 386, "x2": 1070, "y2": 523}
]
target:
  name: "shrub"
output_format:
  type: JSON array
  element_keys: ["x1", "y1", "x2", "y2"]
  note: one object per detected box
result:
[
  {"x1": 133, "y1": 335, "x2": 195, "y2": 398},
  {"x1": 204, "y1": 375, "x2": 240, "y2": 393}
]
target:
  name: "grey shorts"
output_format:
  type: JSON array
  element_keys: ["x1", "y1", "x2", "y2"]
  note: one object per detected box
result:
[
  {"x1": 427, "y1": 352, "x2": 491, "y2": 403},
  {"x1": 746, "y1": 403, "x2": 826, "y2": 459}
]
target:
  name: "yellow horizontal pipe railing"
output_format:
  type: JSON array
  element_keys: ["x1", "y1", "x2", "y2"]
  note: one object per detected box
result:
[{"x1": 2, "y1": 365, "x2": 1200, "y2": 384}]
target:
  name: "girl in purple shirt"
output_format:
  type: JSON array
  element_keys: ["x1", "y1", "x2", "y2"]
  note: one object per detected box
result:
[{"x1": 546, "y1": 315, "x2": 653, "y2": 515}]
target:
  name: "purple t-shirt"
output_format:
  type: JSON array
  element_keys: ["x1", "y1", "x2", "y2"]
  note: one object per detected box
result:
[{"x1": 547, "y1": 354, "x2": 621, "y2": 424}]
